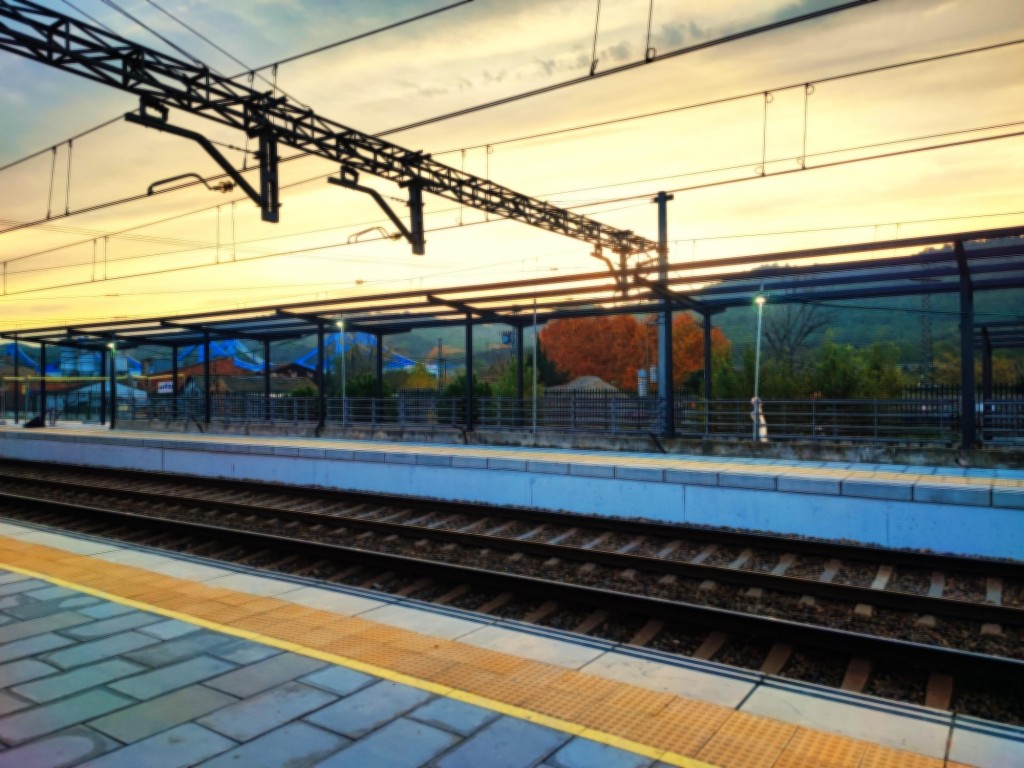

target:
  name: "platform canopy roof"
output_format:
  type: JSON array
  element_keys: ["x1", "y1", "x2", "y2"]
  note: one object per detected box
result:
[{"x1": 3, "y1": 225, "x2": 1023, "y2": 352}]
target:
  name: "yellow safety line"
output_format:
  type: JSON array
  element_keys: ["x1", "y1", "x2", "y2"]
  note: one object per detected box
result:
[{"x1": 0, "y1": 557, "x2": 718, "y2": 768}]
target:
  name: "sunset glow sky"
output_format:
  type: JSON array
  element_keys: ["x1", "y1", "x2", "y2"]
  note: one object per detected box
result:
[{"x1": 0, "y1": 0, "x2": 1021, "y2": 330}]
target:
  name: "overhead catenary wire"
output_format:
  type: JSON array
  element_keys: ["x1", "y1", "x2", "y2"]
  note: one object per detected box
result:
[
  {"x1": 589, "y1": 0, "x2": 602, "y2": 75},
  {"x1": 644, "y1": 0, "x2": 656, "y2": 60},
  {"x1": 568, "y1": 128, "x2": 1024, "y2": 207},
  {"x1": 1, "y1": 28, "x2": 1019, "y2": 219},
  {"x1": 3, "y1": 205, "x2": 1022, "y2": 324},
  {"x1": 2, "y1": 6, "x2": 1015, "y2": 311},
  {"x1": 376, "y1": 0, "x2": 878, "y2": 136},
  {"x1": 0, "y1": 193, "x2": 650, "y2": 301},
  {"x1": 141, "y1": 0, "x2": 253, "y2": 77},
  {"x1": 100, "y1": 0, "x2": 206, "y2": 67},
  {"x1": 60, "y1": 0, "x2": 114, "y2": 33},
  {"x1": 429, "y1": 37, "x2": 1024, "y2": 154},
  {"x1": 1, "y1": 110, "x2": 1012, "y2": 281},
  {"x1": 5, "y1": 113, "x2": 1019, "y2": 244},
  {"x1": 542, "y1": 119, "x2": 1024, "y2": 201},
  {"x1": 253, "y1": 0, "x2": 474, "y2": 70},
  {"x1": 3, "y1": 194, "x2": 645, "y2": 282},
  {"x1": 673, "y1": 209, "x2": 1024, "y2": 246},
  {"x1": 63, "y1": 139, "x2": 73, "y2": 216},
  {"x1": 2, "y1": 10, "x2": 1017, "y2": 203}
]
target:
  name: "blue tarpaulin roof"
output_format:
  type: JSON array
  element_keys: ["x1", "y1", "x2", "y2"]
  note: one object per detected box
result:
[{"x1": 292, "y1": 332, "x2": 416, "y2": 372}]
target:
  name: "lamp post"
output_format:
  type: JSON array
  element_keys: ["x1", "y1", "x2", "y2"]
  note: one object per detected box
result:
[
  {"x1": 753, "y1": 294, "x2": 766, "y2": 441},
  {"x1": 336, "y1": 318, "x2": 346, "y2": 426}
]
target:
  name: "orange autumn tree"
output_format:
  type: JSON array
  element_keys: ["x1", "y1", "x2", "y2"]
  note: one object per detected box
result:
[
  {"x1": 540, "y1": 314, "x2": 729, "y2": 391},
  {"x1": 540, "y1": 315, "x2": 644, "y2": 389},
  {"x1": 671, "y1": 314, "x2": 731, "y2": 388}
]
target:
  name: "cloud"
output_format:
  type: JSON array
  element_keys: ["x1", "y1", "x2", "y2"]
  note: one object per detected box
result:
[
  {"x1": 661, "y1": 20, "x2": 706, "y2": 49},
  {"x1": 602, "y1": 41, "x2": 632, "y2": 63}
]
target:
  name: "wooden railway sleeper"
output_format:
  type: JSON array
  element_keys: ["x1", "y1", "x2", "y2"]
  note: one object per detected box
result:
[
  {"x1": 435, "y1": 584, "x2": 471, "y2": 605},
  {"x1": 841, "y1": 657, "x2": 873, "y2": 693},
  {"x1": 574, "y1": 609, "x2": 609, "y2": 635},
  {"x1": 396, "y1": 577, "x2": 433, "y2": 597}
]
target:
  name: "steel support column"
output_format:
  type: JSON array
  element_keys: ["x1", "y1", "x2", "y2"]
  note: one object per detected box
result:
[
  {"x1": 108, "y1": 345, "x2": 116, "y2": 429},
  {"x1": 317, "y1": 322, "x2": 326, "y2": 431},
  {"x1": 982, "y1": 327, "x2": 993, "y2": 403},
  {"x1": 39, "y1": 342, "x2": 46, "y2": 423},
  {"x1": 465, "y1": 314, "x2": 474, "y2": 431},
  {"x1": 702, "y1": 314, "x2": 714, "y2": 402},
  {"x1": 99, "y1": 347, "x2": 106, "y2": 425},
  {"x1": 12, "y1": 337, "x2": 19, "y2": 424},
  {"x1": 655, "y1": 191, "x2": 675, "y2": 437},
  {"x1": 981, "y1": 326, "x2": 992, "y2": 438},
  {"x1": 170, "y1": 343, "x2": 178, "y2": 421},
  {"x1": 263, "y1": 339, "x2": 271, "y2": 421},
  {"x1": 516, "y1": 324, "x2": 525, "y2": 426},
  {"x1": 955, "y1": 241, "x2": 976, "y2": 447},
  {"x1": 703, "y1": 313, "x2": 713, "y2": 438},
  {"x1": 203, "y1": 331, "x2": 211, "y2": 426},
  {"x1": 375, "y1": 333, "x2": 384, "y2": 399}
]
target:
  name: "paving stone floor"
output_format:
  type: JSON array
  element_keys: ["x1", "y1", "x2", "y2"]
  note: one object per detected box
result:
[{"x1": 0, "y1": 569, "x2": 670, "y2": 768}]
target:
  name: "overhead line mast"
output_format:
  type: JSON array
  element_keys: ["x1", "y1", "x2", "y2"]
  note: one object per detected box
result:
[{"x1": 0, "y1": 0, "x2": 655, "y2": 259}]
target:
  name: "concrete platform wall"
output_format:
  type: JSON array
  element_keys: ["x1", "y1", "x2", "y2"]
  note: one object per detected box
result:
[{"x1": 1, "y1": 429, "x2": 1021, "y2": 560}]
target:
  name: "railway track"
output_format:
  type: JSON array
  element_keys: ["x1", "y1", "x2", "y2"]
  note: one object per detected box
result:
[{"x1": 0, "y1": 460, "x2": 1021, "y2": 723}]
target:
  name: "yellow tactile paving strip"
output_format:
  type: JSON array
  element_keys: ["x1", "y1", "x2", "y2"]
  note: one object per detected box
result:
[
  {"x1": 0, "y1": 533, "x2": 960, "y2": 768},
  {"x1": 8, "y1": 425, "x2": 1023, "y2": 491}
]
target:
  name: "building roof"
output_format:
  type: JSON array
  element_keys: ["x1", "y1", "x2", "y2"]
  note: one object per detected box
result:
[{"x1": 547, "y1": 376, "x2": 619, "y2": 393}]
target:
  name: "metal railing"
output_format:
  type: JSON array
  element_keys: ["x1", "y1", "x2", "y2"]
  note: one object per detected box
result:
[
  {"x1": 476, "y1": 394, "x2": 660, "y2": 433},
  {"x1": 699, "y1": 399, "x2": 960, "y2": 443},
  {"x1": 105, "y1": 392, "x2": 1024, "y2": 444}
]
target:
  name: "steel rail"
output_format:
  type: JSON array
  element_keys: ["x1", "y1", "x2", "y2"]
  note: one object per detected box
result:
[
  {"x1": 0, "y1": 473, "x2": 1020, "y2": 625},
  {"x1": 1, "y1": 490, "x2": 1020, "y2": 685}
]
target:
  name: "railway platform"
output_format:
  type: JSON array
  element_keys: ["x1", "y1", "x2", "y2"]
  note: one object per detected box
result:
[
  {"x1": 1, "y1": 518, "x2": 1020, "y2": 767},
  {"x1": 1, "y1": 424, "x2": 1023, "y2": 560}
]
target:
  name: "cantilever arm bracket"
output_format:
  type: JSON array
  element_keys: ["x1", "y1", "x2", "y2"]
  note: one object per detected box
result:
[
  {"x1": 329, "y1": 167, "x2": 425, "y2": 255},
  {"x1": 590, "y1": 246, "x2": 631, "y2": 296},
  {"x1": 125, "y1": 110, "x2": 280, "y2": 222}
]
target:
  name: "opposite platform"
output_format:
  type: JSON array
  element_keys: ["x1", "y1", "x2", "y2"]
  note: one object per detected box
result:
[
  {"x1": 1, "y1": 519, "x2": 1022, "y2": 767},
  {"x1": 1, "y1": 424, "x2": 1023, "y2": 559}
]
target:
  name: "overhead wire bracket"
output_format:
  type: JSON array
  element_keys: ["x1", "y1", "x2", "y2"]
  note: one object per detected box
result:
[
  {"x1": 328, "y1": 165, "x2": 425, "y2": 255},
  {"x1": 590, "y1": 245, "x2": 630, "y2": 295},
  {"x1": 125, "y1": 99, "x2": 279, "y2": 222}
]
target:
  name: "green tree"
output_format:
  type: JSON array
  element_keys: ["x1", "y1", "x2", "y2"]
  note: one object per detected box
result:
[
  {"x1": 858, "y1": 342, "x2": 908, "y2": 398},
  {"x1": 337, "y1": 372, "x2": 392, "y2": 398},
  {"x1": 489, "y1": 354, "x2": 542, "y2": 398},
  {"x1": 811, "y1": 333, "x2": 862, "y2": 398}
]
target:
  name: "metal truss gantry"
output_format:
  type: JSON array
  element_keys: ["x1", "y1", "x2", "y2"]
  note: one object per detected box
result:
[{"x1": 0, "y1": 0, "x2": 655, "y2": 257}]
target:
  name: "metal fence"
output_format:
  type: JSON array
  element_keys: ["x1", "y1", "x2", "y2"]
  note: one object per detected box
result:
[
  {"x1": 20, "y1": 390, "x2": 1024, "y2": 444},
  {"x1": 701, "y1": 399, "x2": 960, "y2": 443}
]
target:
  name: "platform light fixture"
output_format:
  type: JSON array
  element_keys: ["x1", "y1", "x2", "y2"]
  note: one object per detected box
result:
[{"x1": 753, "y1": 293, "x2": 767, "y2": 441}]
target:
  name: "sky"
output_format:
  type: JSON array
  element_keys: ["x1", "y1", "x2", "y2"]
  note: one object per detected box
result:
[{"x1": 0, "y1": 0, "x2": 1022, "y2": 331}]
